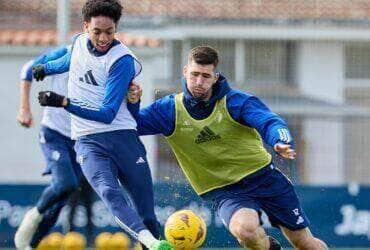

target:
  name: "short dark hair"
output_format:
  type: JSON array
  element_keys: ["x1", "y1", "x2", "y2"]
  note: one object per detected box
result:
[
  {"x1": 188, "y1": 46, "x2": 219, "y2": 68},
  {"x1": 82, "y1": 0, "x2": 123, "y2": 23}
]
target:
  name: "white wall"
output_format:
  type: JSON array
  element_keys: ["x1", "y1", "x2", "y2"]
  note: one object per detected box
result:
[
  {"x1": 0, "y1": 52, "x2": 48, "y2": 183},
  {"x1": 297, "y1": 41, "x2": 344, "y2": 103},
  {"x1": 303, "y1": 120, "x2": 344, "y2": 184},
  {"x1": 297, "y1": 42, "x2": 345, "y2": 184}
]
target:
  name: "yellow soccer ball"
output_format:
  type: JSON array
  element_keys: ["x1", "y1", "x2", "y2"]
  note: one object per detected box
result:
[
  {"x1": 61, "y1": 231, "x2": 86, "y2": 250},
  {"x1": 165, "y1": 209, "x2": 207, "y2": 249},
  {"x1": 95, "y1": 232, "x2": 112, "y2": 250},
  {"x1": 108, "y1": 232, "x2": 131, "y2": 250},
  {"x1": 46, "y1": 232, "x2": 64, "y2": 250}
]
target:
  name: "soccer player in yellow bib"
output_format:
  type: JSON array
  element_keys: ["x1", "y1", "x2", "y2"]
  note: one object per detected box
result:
[{"x1": 127, "y1": 46, "x2": 327, "y2": 250}]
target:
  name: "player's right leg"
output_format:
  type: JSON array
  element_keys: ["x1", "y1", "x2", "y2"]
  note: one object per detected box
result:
[
  {"x1": 229, "y1": 208, "x2": 271, "y2": 249},
  {"x1": 35, "y1": 128, "x2": 80, "y2": 212},
  {"x1": 75, "y1": 134, "x2": 173, "y2": 250},
  {"x1": 15, "y1": 127, "x2": 79, "y2": 249},
  {"x1": 29, "y1": 198, "x2": 67, "y2": 248}
]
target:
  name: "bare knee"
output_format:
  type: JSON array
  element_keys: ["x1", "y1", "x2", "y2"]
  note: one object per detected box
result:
[{"x1": 229, "y1": 208, "x2": 263, "y2": 244}]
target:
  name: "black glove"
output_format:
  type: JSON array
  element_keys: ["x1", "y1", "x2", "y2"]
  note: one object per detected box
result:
[
  {"x1": 32, "y1": 65, "x2": 46, "y2": 81},
  {"x1": 38, "y1": 91, "x2": 67, "y2": 107}
]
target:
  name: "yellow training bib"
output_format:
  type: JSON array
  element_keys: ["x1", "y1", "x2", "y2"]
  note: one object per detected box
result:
[{"x1": 166, "y1": 93, "x2": 271, "y2": 195}]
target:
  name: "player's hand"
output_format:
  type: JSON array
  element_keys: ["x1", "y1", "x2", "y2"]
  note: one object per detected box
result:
[
  {"x1": 273, "y1": 143, "x2": 296, "y2": 159},
  {"x1": 16, "y1": 109, "x2": 33, "y2": 128},
  {"x1": 127, "y1": 82, "x2": 142, "y2": 104},
  {"x1": 32, "y1": 65, "x2": 46, "y2": 81},
  {"x1": 38, "y1": 91, "x2": 67, "y2": 107}
]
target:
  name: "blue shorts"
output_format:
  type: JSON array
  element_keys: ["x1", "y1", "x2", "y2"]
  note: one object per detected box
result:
[{"x1": 201, "y1": 164, "x2": 309, "y2": 231}]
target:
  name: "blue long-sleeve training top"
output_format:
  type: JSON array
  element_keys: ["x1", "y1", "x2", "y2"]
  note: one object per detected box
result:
[
  {"x1": 128, "y1": 74, "x2": 294, "y2": 148},
  {"x1": 41, "y1": 39, "x2": 136, "y2": 124},
  {"x1": 21, "y1": 46, "x2": 69, "y2": 81}
]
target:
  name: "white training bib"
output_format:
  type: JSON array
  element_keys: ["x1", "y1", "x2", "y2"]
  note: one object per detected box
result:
[
  {"x1": 21, "y1": 59, "x2": 71, "y2": 137},
  {"x1": 68, "y1": 33, "x2": 141, "y2": 139},
  {"x1": 41, "y1": 72, "x2": 71, "y2": 137}
]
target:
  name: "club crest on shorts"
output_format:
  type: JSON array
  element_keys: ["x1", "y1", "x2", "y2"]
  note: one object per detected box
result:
[{"x1": 78, "y1": 155, "x2": 84, "y2": 165}]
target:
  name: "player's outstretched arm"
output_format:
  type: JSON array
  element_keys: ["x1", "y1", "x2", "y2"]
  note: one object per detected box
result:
[
  {"x1": 17, "y1": 80, "x2": 33, "y2": 128},
  {"x1": 33, "y1": 49, "x2": 72, "y2": 81},
  {"x1": 17, "y1": 46, "x2": 70, "y2": 125},
  {"x1": 127, "y1": 84, "x2": 176, "y2": 136},
  {"x1": 231, "y1": 93, "x2": 295, "y2": 148}
]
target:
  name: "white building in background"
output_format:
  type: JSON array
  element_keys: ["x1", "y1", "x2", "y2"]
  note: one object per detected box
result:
[{"x1": 1, "y1": 0, "x2": 370, "y2": 185}]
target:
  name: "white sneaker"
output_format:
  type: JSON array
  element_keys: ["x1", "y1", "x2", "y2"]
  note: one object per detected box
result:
[{"x1": 14, "y1": 207, "x2": 43, "y2": 249}]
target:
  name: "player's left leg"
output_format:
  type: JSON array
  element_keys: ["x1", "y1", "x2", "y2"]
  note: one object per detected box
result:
[
  {"x1": 280, "y1": 226, "x2": 328, "y2": 250},
  {"x1": 75, "y1": 132, "x2": 172, "y2": 250},
  {"x1": 113, "y1": 133, "x2": 160, "y2": 239},
  {"x1": 257, "y1": 167, "x2": 328, "y2": 250}
]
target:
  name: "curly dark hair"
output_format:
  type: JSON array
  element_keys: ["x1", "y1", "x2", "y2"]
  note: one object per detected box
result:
[
  {"x1": 188, "y1": 46, "x2": 219, "y2": 68},
  {"x1": 82, "y1": 0, "x2": 123, "y2": 23}
]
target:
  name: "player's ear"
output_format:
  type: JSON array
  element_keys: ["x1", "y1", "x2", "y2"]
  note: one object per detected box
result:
[
  {"x1": 183, "y1": 65, "x2": 188, "y2": 77},
  {"x1": 214, "y1": 72, "x2": 220, "y2": 83},
  {"x1": 83, "y1": 21, "x2": 89, "y2": 32}
]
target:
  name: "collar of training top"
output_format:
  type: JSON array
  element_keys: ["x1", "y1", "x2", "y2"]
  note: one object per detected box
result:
[{"x1": 87, "y1": 39, "x2": 120, "y2": 57}]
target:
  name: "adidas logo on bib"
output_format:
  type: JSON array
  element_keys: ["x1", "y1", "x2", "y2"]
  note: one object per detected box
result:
[
  {"x1": 136, "y1": 156, "x2": 146, "y2": 164},
  {"x1": 195, "y1": 126, "x2": 221, "y2": 144}
]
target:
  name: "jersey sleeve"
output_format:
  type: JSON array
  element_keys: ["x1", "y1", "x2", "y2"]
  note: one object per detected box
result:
[
  {"x1": 20, "y1": 46, "x2": 69, "y2": 81},
  {"x1": 226, "y1": 91, "x2": 295, "y2": 148},
  {"x1": 127, "y1": 94, "x2": 176, "y2": 136}
]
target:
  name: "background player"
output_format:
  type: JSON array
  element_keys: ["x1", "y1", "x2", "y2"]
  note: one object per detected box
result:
[{"x1": 15, "y1": 47, "x2": 84, "y2": 249}]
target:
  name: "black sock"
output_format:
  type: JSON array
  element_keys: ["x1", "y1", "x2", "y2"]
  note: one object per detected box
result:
[{"x1": 268, "y1": 236, "x2": 283, "y2": 250}]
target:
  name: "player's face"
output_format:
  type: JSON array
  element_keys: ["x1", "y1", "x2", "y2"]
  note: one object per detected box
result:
[
  {"x1": 84, "y1": 16, "x2": 116, "y2": 53},
  {"x1": 183, "y1": 61, "x2": 219, "y2": 101}
]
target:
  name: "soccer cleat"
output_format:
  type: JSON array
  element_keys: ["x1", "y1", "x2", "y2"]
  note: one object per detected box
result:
[
  {"x1": 14, "y1": 207, "x2": 43, "y2": 249},
  {"x1": 268, "y1": 236, "x2": 283, "y2": 250},
  {"x1": 150, "y1": 240, "x2": 174, "y2": 250}
]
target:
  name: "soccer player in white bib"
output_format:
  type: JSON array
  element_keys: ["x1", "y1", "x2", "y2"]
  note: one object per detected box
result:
[
  {"x1": 32, "y1": 1, "x2": 172, "y2": 249},
  {"x1": 15, "y1": 47, "x2": 84, "y2": 250}
]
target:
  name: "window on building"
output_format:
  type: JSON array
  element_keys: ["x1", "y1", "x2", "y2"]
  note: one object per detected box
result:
[
  {"x1": 171, "y1": 40, "x2": 183, "y2": 83},
  {"x1": 345, "y1": 43, "x2": 370, "y2": 79},
  {"x1": 244, "y1": 41, "x2": 294, "y2": 85}
]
